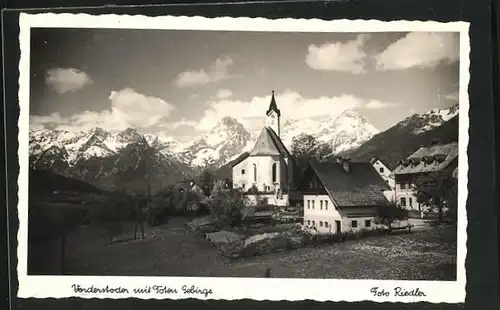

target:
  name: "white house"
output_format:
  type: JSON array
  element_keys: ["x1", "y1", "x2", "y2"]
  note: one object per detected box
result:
[
  {"x1": 392, "y1": 141, "x2": 458, "y2": 213},
  {"x1": 301, "y1": 158, "x2": 391, "y2": 234},
  {"x1": 231, "y1": 91, "x2": 295, "y2": 207},
  {"x1": 369, "y1": 156, "x2": 396, "y2": 202}
]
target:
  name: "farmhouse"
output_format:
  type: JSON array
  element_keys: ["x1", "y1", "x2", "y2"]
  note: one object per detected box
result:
[
  {"x1": 232, "y1": 91, "x2": 296, "y2": 206},
  {"x1": 301, "y1": 158, "x2": 391, "y2": 233},
  {"x1": 392, "y1": 141, "x2": 458, "y2": 212}
]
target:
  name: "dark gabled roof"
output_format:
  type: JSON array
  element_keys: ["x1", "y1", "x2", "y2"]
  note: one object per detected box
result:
[
  {"x1": 393, "y1": 142, "x2": 458, "y2": 175},
  {"x1": 309, "y1": 160, "x2": 391, "y2": 208},
  {"x1": 266, "y1": 90, "x2": 281, "y2": 117}
]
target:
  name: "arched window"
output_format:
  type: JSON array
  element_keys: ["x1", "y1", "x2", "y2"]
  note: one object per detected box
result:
[
  {"x1": 272, "y1": 162, "x2": 277, "y2": 183},
  {"x1": 253, "y1": 164, "x2": 257, "y2": 182}
]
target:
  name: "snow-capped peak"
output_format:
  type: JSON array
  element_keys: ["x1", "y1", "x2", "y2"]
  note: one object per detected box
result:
[{"x1": 412, "y1": 103, "x2": 459, "y2": 134}]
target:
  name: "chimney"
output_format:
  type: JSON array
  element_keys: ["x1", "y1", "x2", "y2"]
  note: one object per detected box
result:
[{"x1": 342, "y1": 158, "x2": 351, "y2": 173}]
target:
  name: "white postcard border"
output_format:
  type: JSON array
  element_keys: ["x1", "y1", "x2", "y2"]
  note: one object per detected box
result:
[{"x1": 17, "y1": 13, "x2": 470, "y2": 303}]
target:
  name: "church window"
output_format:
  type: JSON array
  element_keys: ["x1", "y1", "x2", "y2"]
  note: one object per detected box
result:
[
  {"x1": 272, "y1": 162, "x2": 277, "y2": 183},
  {"x1": 253, "y1": 164, "x2": 257, "y2": 182}
]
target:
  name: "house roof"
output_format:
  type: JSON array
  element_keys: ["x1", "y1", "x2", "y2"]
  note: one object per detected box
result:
[
  {"x1": 309, "y1": 160, "x2": 391, "y2": 208},
  {"x1": 250, "y1": 127, "x2": 291, "y2": 158},
  {"x1": 393, "y1": 142, "x2": 458, "y2": 175}
]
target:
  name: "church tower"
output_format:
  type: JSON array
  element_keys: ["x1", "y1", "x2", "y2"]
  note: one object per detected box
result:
[{"x1": 264, "y1": 90, "x2": 281, "y2": 137}]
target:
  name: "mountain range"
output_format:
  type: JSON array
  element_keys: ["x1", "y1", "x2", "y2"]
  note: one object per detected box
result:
[{"x1": 29, "y1": 103, "x2": 459, "y2": 192}]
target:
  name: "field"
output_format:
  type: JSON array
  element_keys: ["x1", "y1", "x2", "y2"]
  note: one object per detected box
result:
[{"x1": 28, "y1": 216, "x2": 457, "y2": 280}]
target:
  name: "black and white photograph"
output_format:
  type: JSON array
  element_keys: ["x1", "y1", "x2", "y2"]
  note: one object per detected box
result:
[{"x1": 17, "y1": 14, "x2": 469, "y2": 302}]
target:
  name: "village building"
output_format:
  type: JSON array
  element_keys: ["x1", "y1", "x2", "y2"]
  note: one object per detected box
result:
[
  {"x1": 369, "y1": 157, "x2": 395, "y2": 189},
  {"x1": 369, "y1": 156, "x2": 396, "y2": 202},
  {"x1": 392, "y1": 141, "x2": 458, "y2": 213},
  {"x1": 300, "y1": 158, "x2": 391, "y2": 233},
  {"x1": 232, "y1": 91, "x2": 296, "y2": 207}
]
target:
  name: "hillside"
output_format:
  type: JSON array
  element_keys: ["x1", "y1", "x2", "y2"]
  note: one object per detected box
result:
[
  {"x1": 29, "y1": 169, "x2": 103, "y2": 194},
  {"x1": 346, "y1": 114, "x2": 459, "y2": 170}
]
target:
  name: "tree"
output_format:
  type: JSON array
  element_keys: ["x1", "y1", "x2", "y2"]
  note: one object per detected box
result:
[
  {"x1": 412, "y1": 171, "x2": 458, "y2": 223},
  {"x1": 207, "y1": 184, "x2": 248, "y2": 226},
  {"x1": 374, "y1": 203, "x2": 409, "y2": 232},
  {"x1": 200, "y1": 170, "x2": 215, "y2": 196}
]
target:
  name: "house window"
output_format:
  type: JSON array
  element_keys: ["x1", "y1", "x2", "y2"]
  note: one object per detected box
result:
[
  {"x1": 320, "y1": 200, "x2": 323, "y2": 210},
  {"x1": 312, "y1": 200, "x2": 315, "y2": 209},
  {"x1": 365, "y1": 220, "x2": 371, "y2": 227},
  {"x1": 325, "y1": 200, "x2": 328, "y2": 210},
  {"x1": 241, "y1": 169, "x2": 245, "y2": 175},
  {"x1": 379, "y1": 167, "x2": 384, "y2": 173},
  {"x1": 409, "y1": 197, "x2": 413, "y2": 207},
  {"x1": 351, "y1": 220, "x2": 358, "y2": 228},
  {"x1": 307, "y1": 200, "x2": 310, "y2": 209},
  {"x1": 400, "y1": 197, "x2": 407, "y2": 207},
  {"x1": 307, "y1": 220, "x2": 311, "y2": 225},
  {"x1": 272, "y1": 162, "x2": 277, "y2": 183},
  {"x1": 319, "y1": 221, "x2": 323, "y2": 227},
  {"x1": 325, "y1": 221, "x2": 329, "y2": 229},
  {"x1": 312, "y1": 220, "x2": 316, "y2": 226},
  {"x1": 400, "y1": 183, "x2": 406, "y2": 190},
  {"x1": 253, "y1": 164, "x2": 257, "y2": 182},
  {"x1": 241, "y1": 183, "x2": 246, "y2": 189}
]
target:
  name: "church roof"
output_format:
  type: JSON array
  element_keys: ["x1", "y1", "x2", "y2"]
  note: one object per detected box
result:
[
  {"x1": 266, "y1": 90, "x2": 281, "y2": 117},
  {"x1": 309, "y1": 160, "x2": 391, "y2": 208},
  {"x1": 250, "y1": 127, "x2": 291, "y2": 158}
]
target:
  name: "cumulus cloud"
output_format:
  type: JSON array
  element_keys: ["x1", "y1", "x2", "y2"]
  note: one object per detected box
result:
[
  {"x1": 45, "y1": 68, "x2": 93, "y2": 94},
  {"x1": 215, "y1": 89, "x2": 233, "y2": 100},
  {"x1": 30, "y1": 88, "x2": 175, "y2": 132},
  {"x1": 195, "y1": 89, "x2": 383, "y2": 133},
  {"x1": 305, "y1": 34, "x2": 370, "y2": 73},
  {"x1": 375, "y1": 32, "x2": 459, "y2": 70},
  {"x1": 364, "y1": 99, "x2": 399, "y2": 109},
  {"x1": 175, "y1": 56, "x2": 235, "y2": 88}
]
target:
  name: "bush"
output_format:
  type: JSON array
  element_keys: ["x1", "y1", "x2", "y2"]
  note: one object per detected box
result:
[{"x1": 207, "y1": 185, "x2": 248, "y2": 227}]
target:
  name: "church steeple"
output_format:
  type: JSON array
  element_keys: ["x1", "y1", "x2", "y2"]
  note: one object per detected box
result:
[
  {"x1": 266, "y1": 90, "x2": 281, "y2": 117},
  {"x1": 264, "y1": 90, "x2": 281, "y2": 137}
]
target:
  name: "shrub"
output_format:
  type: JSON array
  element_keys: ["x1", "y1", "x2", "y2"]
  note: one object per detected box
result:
[
  {"x1": 374, "y1": 203, "x2": 409, "y2": 231},
  {"x1": 207, "y1": 187, "x2": 248, "y2": 227}
]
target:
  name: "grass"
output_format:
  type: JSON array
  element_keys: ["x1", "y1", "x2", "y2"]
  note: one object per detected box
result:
[{"x1": 28, "y1": 216, "x2": 457, "y2": 280}]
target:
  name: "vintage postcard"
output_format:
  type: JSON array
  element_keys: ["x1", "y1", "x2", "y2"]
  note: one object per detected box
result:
[{"x1": 17, "y1": 13, "x2": 469, "y2": 303}]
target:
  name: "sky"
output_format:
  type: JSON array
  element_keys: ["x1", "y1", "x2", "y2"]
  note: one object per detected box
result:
[{"x1": 29, "y1": 28, "x2": 460, "y2": 142}]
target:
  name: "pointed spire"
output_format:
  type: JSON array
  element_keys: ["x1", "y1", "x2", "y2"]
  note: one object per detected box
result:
[{"x1": 266, "y1": 90, "x2": 281, "y2": 117}]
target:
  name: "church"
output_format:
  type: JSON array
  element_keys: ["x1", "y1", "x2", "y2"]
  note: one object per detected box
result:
[{"x1": 231, "y1": 91, "x2": 296, "y2": 207}]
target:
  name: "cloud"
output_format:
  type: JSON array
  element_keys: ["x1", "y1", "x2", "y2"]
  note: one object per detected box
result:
[
  {"x1": 215, "y1": 89, "x2": 233, "y2": 100},
  {"x1": 31, "y1": 88, "x2": 175, "y2": 132},
  {"x1": 45, "y1": 68, "x2": 93, "y2": 94},
  {"x1": 168, "y1": 118, "x2": 198, "y2": 129},
  {"x1": 375, "y1": 32, "x2": 459, "y2": 70},
  {"x1": 195, "y1": 89, "x2": 383, "y2": 133},
  {"x1": 305, "y1": 34, "x2": 370, "y2": 73},
  {"x1": 174, "y1": 56, "x2": 235, "y2": 88},
  {"x1": 364, "y1": 99, "x2": 399, "y2": 109}
]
